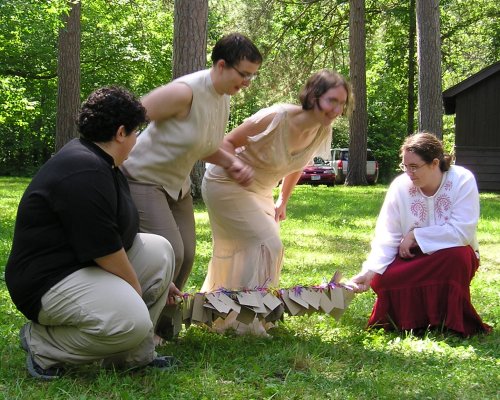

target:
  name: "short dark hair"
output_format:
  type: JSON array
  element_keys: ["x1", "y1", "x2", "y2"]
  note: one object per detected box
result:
[
  {"x1": 211, "y1": 32, "x2": 263, "y2": 67},
  {"x1": 401, "y1": 131, "x2": 452, "y2": 172},
  {"x1": 299, "y1": 70, "x2": 353, "y2": 116},
  {"x1": 77, "y1": 86, "x2": 147, "y2": 142}
]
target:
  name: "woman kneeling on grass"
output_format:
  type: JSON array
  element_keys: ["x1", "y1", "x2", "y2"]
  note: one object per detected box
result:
[
  {"x1": 6, "y1": 86, "x2": 180, "y2": 380},
  {"x1": 349, "y1": 132, "x2": 491, "y2": 337}
]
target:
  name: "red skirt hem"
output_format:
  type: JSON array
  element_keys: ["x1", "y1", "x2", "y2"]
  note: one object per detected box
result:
[{"x1": 368, "y1": 246, "x2": 491, "y2": 337}]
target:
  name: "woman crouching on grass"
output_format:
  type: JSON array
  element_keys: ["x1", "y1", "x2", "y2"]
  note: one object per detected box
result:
[
  {"x1": 6, "y1": 86, "x2": 180, "y2": 380},
  {"x1": 348, "y1": 132, "x2": 491, "y2": 337}
]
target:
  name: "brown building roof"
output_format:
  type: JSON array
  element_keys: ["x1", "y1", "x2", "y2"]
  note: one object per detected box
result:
[{"x1": 443, "y1": 61, "x2": 500, "y2": 114}]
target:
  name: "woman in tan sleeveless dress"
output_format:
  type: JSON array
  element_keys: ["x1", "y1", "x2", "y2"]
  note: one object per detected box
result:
[{"x1": 201, "y1": 71, "x2": 353, "y2": 334}]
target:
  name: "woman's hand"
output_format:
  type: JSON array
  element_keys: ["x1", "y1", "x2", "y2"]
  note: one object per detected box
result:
[
  {"x1": 274, "y1": 171, "x2": 302, "y2": 222},
  {"x1": 274, "y1": 197, "x2": 287, "y2": 222},
  {"x1": 166, "y1": 282, "x2": 182, "y2": 305},
  {"x1": 225, "y1": 157, "x2": 254, "y2": 187},
  {"x1": 346, "y1": 270, "x2": 377, "y2": 293},
  {"x1": 203, "y1": 149, "x2": 254, "y2": 187},
  {"x1": 399, "y1": 229, "x2": 418, "y2": 259}
]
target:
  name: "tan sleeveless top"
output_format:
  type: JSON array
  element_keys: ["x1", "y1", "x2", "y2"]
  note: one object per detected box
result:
[
  {"x1": 205, "y1": 104, "x2": 332, "y2": 196},
  {"x1": 122, "y1": 69, "x2": 230, "y2": 198}
]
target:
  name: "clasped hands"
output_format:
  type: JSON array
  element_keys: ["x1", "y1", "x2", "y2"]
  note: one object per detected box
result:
[{"x1": 225, "y1": 157, "x2": 253, "y2": 187}]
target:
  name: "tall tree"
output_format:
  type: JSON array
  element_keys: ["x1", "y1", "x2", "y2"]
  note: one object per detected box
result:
[
  {"x1": 347, "y1": 0, "x2": 368, "y2": 185},
  {"x1": 173, "y1": 0, "x2": 208, "y2": 80},
  {"x1": 55, "y1": 0, "x2": 81, "y2": 151},
  {"x1": 173, "y1": 0, "x2": 209, "y2": 198},
  {"x1": 407, "y1": 0, "x2": 417, "y2": 135},
  {"x1": 416, "y1": 0, "x2": 443, "y2": 138}
]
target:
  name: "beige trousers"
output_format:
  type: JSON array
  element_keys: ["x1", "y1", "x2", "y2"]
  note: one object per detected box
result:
[
  {"x1": 25, "y1": 233, "x2": 174, "y2": 369},
  {"x1": 127, "y1": 181, "x2": 196, "y2": 290}
]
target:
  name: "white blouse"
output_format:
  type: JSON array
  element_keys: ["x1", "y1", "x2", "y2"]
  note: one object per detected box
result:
[{"x1": 362, "y1": 165, "x2": 480, "y2": 274}]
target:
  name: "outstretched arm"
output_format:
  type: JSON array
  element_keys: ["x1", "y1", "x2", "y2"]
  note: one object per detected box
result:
[
  {"x1": 346, "y1": 270, "x2": 377, "y2": 293},
  {"x1": 275, "y1": 170, "x2": 302, "y2": 222}
]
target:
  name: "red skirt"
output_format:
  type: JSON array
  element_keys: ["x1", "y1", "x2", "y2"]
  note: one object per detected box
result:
[{"x1": 369, "y1": 246, "x2": 491, "y2": 337}]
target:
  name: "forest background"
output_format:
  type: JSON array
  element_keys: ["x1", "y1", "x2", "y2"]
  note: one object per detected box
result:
[
  {"x1": 1, "y1": 0, "x2": 499, "y2": 180},
  {"x1": 1, "y1": 2, "x2": 499, "y2": 397}
]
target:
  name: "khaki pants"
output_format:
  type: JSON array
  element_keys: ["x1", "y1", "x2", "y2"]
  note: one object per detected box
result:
[
  {"x1": 25, "y1": 233, "x2": 174, "y2": 369},
  {"x1": 127, "y1": 181, "x2": 196, "y2": 290}
]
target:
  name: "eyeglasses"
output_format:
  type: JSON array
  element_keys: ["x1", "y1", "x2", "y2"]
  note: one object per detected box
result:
[
  {"x1": 399, "y1": 162, "x2": 428, "y2": 173},
  {"x1": 320, "y1": 98, "x2": 346, "y2": 112},
  {"x1": 230, "y1": 65, "x2": 258, "y2": 82}
]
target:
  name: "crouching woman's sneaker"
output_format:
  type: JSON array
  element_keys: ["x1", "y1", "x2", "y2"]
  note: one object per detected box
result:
[{"x1": 147, "y1": 355, "x2": 180, "y2": 371}]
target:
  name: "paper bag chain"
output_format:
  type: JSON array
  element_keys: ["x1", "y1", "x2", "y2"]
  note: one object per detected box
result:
[{"x1": 158, "y1": 272, "x2": 355, "y2": 337}]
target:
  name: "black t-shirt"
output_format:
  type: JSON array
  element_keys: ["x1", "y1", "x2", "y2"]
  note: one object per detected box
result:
[{"x1": 5, "y1": 138, "x2": 139, "y2": 322}]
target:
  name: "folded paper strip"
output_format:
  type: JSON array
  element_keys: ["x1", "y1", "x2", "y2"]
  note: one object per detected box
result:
[{"x1": 162, "y1": 273, "x2": 355, "y2": 336}]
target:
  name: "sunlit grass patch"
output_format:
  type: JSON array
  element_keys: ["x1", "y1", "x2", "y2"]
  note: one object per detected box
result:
[{"x1": 1, "y1": 178, "x2": 498, "y2": 399}]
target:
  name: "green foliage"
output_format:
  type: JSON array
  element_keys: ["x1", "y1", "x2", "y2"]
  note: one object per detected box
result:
[
  {"x1": 364, "y1": 2, "x2": 414, "y2": 182},
  {"x1": 80, "y1": 0, "x2": 175, "y2": 95},
  {"x1": 331, "y1": 116, "x2": 350, "y2": 148},
  {"x1": 0, "y1": 0, "x2": 67, "y2": 78},
  {"x1": 0, "y1": 177, "x2": 29, "y2": 268},
  {"x1": 1, "y1": 179, "x2": 498, "y2": 399},
  {"x1": 1, "y1": 0, "x2": 498, "y2": 178},
  {"x1": 0, "y1": 77, "x2": 56, "y2": 175},
  {"x1": 0, "y1": 0, "x2": 175, "y2": 175},
  {"x1": 0, "y1": 1, "x2": 64, "y2": 175},
  {"x1": 220, "y1": 0, "x2": 352, "y2": 130},
  {"x1": 219, "y1": 0, "x2": 497, "y2": 183},
  {"x1": 441, "y1": 0, "x2": 500, "y2": 89}
]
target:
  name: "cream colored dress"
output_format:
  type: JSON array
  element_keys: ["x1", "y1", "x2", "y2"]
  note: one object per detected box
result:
[{"x1": 201, "y1": 104, "x2": 331, "y2": 292}]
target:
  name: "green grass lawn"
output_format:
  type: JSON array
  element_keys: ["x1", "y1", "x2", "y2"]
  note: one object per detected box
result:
[{"x1": 0, "y1": 177, "x2": 498, "y2": 399}]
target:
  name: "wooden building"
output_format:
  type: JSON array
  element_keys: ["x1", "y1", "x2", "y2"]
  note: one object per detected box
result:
[{"x1": 443, "y1": 61, "x2": 500, "y2": 191}]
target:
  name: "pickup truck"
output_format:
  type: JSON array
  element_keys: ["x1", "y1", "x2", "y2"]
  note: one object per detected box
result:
[{"x1": 330, "y1": 148, "x2": 379, "y2": 184}]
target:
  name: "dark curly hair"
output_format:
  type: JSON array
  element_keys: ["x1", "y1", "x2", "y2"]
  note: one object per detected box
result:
[
  {"x1": 211, "y1": 32, "x2": 263, "y2": 67},
  {"x1": 299, "y1": 70, "x2": 353, "y2": 116},
  {"x1": 77, "y1": 86, "x2": 147, "y2": 142}
]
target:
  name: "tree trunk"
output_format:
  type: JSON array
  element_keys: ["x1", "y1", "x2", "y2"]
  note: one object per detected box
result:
[
  {"x1": 416, "y1": 0, "x2": 443, "y2": 138},
  {"x1": 347, "y1": 0, "x2": 368, "y2": 186},
  {"x1": 55, "y1": 1, "x2": 81, "y2": 152},
  {"x1": 173, "y1": 0, "x2": 209, "y2": 199},
  {"x1": 407, "y1": 0, "x2": 416, "y2": 135}
]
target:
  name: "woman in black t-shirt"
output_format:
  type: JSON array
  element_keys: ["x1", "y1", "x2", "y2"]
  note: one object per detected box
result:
[{"x1": 6, "y1": 86, "x2": 179, "y2": 380}]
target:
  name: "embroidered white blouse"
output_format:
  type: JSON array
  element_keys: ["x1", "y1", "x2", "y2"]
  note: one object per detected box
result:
[{"x1": 362, "y1": 165, "x2": 480, "y2": 275}]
